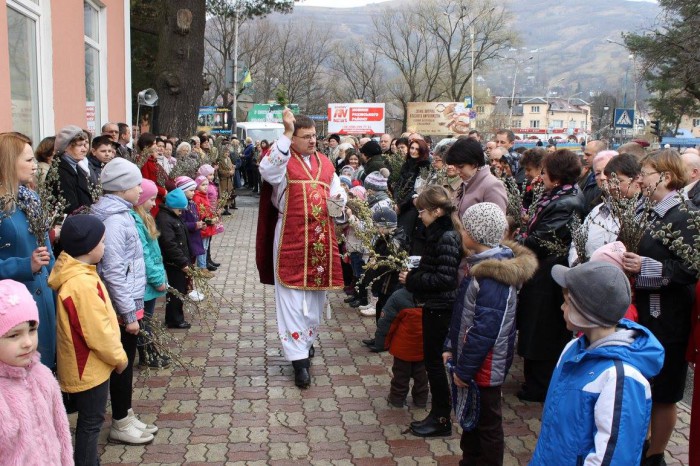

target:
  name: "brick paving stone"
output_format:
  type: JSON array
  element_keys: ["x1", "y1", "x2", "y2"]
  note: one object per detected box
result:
[{"x1": 96, "y1": 204, "x2": 691, "y2": 465}]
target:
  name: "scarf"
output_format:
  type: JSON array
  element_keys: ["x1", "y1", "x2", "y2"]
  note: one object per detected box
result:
[
  {"x1": 367, "y1": 191, "x2": 390, "y2": 208},
  {"x1": 527, "y1": 184, "x2": 577, "y2": 232}
]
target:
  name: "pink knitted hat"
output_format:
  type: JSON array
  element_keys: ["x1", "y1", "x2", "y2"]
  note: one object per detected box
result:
[
  {"x1": 195, "y1": 175, "x2": 209, "y2": 187},
  {"x1": 0, "y1": 280, "x2": 39, "y2": 336},
  {"x1": 175, "y1": 176, "x2": 197, "y2": 192},
  {"x1": 350, "y1": 186, "x2": 367, "y2": 201},
  {"x1": 590, "y1": 241, "x2": 626, "y2": 271},
  {"x1": 136, "y1": 179, "x2": 158, "y2": 206},
  {"x1": 197, "y1": 164, "x2": 215, "y2": 177}
]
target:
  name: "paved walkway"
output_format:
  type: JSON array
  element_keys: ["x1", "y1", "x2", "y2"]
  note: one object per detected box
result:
[{"x1": 88, "y1": 200, "x2": 692, "y2": 465}]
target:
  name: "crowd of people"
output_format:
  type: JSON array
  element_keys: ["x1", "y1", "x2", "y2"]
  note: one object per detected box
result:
[
  {"x1": 0, "y1": 123, "x2": 245, "y2": 464},
  {"x1": 1, "y1": 112, "x2": 699, "y2": 465},
  {"x1": 256, "y1": 111, "x2": 700, "y2": 466}
]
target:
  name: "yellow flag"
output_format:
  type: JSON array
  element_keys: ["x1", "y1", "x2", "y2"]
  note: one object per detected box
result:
[{"x1": 241, "y1": 70, "x2": 252, "y2": 85}]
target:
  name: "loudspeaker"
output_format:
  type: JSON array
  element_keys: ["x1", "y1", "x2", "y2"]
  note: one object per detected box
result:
[{"x1": 137, "y1": 88, "x2": 158, "y2": 107}]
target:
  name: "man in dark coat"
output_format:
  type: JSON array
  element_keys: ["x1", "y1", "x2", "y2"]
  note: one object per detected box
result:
[
  {"x1": 682, "y1": 149, "x2": 700, "y2": 208},
  {"x1": 360, "y1": 140, "x2": 387, "y2": 182}
]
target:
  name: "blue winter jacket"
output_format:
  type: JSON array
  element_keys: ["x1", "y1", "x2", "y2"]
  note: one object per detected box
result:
[
  {"x1": 445, "y1": 242, "x2": 537, "y2": 387},
  {"x1": 91, "y1": 195, "x2": 146, "y2": 323},
  {"x1": 530, "y1": 319, "x2": 665, "y2": 466},
  {"x1": 130, "y1": 211, "x2": 167, "y2": 302},
  {"x1": 0, "y1": 187, "x2": 56, "y2": 368}
]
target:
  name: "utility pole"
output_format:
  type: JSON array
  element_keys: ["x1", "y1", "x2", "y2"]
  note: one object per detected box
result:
[{"x1": 231, "y1": 1, "x2": 240, "y2": 136}]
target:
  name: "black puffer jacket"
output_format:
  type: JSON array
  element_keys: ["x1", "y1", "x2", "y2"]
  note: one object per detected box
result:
[
  {"x1": 156, "y1": 206, "x2": 191, "y2": 268},
  {"x1": 405, "y1": 215, "x2": 462, "y2": 312}
]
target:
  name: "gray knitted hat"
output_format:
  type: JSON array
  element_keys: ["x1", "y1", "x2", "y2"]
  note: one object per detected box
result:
[{"x1": 100, "y1": 158, "x2": 143, "y2": 192}]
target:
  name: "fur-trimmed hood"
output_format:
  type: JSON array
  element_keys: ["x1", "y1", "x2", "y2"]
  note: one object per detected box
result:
[{"x1": 468, "y1": 240, "x2": 537, "y2": 287}]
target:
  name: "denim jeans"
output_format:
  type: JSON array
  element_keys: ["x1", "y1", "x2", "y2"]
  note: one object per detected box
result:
[
  {"x1": 72, "y1": 379, "x2": 109, "y2": 466},
  {"x1": 196, "y1": 237, "x2": 211, "y2": 268}
]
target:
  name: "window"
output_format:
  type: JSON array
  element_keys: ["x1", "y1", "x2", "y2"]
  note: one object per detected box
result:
[
  {"x1": 476, "y1": 105, "x2": 485, "y2": 113},
  {"x1": 84, "y1": 0, "x2": 106, "y2": 133},
  {"x1": 530, "y1": 120, "x2": 540, "y2": 128},
  {"x1": 551, "y1": 120, "x2": 564, "y2": 129},
  {"x1": 512, "y1": 120, "x2": 521, "y2": 128},
  {"x1": 693, "y1": 119, "x2": 700, "y2": 127},
  {"x1": 7, "y1": 3, "x2": 40, "y2": 141},
  {"x1": 531, "y1": 105, "x2": 540, "y2": 113}
]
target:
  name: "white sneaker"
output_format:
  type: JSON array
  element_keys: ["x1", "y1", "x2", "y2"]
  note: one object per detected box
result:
[
  {"x1": 109, "y1": 416, "x2": 154, "y2": 445},
  {"x1": 360, "y1": 306, "x2": 376, "y2": 317},
  {"x1": 359, "y1": 296, "x2": 378, "y2": 311},
  {"x1": 127, "y1": 408, "x2": 158, "y2": 434},
  {"x1": 188, "y1": 290, "x2": 204, "y2": 302}
]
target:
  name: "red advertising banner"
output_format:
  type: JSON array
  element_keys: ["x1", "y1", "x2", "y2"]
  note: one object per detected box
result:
[{"x1": 327, "y1": 103, "x2": 385, "y2": 135}]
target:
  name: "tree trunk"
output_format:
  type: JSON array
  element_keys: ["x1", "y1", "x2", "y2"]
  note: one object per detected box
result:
[{"x1": 154, "y1": 0, "x2": 206, "y2": 137}]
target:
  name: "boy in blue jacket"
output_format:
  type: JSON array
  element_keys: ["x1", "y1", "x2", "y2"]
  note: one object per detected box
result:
[
  {"x1": 443, "y1": 203, "x2": 537, "y2": 466},
  {"x1": 530, "y1": 261, "x2": 665, "y2": 466}
]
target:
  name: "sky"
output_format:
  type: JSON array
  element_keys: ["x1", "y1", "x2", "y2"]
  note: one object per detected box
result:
[
  {"x1": 299, "y1": 0, "x2": 392, "y2": 8},
  {"x1": 298, "y1": 0, "x2": 654, "y2": 6}
]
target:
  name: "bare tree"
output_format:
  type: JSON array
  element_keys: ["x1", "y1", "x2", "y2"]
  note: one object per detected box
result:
[
  {"x1": 372, "y1": 0, "x2": 518, "y2": 129},
  {"x1": 327, "y1": 41, "x2": 387, "y2": 103}
]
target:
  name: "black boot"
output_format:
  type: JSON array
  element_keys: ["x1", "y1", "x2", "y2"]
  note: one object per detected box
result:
[
  {"x1": 641, "y1": 454, "x2": 667, "y2": 466},
  {"x1": 410, "y1": 413, "x2": 435, "y2": 429},
  {"x1": 309, "y1": 345, "x2": 315, "y2": 359},
  {"x1": 410, "y1": 415, "x2": 452, "y2": 437},
  {"x1": 292, "y1": 359, "x2": 311, "y2": 389},
  {"x1": 206, "y1": 244, "x2": 220, "y2": 267}
]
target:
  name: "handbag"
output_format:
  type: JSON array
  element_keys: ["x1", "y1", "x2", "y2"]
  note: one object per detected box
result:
[{"x1": 446, "y1": 358, "x2": 480, "y2": 432}]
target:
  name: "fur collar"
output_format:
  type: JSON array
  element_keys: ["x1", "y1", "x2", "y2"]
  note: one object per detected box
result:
[{"x1": 469, "y1": 241, "x2": 538, "y2": 287}]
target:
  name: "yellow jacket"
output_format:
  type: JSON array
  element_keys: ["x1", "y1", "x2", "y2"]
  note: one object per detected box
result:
[{"x1": 48, "y1": 252, "x2": 128, "y2": 393}]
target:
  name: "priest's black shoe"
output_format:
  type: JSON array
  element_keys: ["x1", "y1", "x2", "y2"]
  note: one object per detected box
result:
[
  {"x1": 362, "y1": 338, "x2": 375, "y2": 347},
  {"x1": 410, "y1": 416, "x2": 451, "y2": 437},
  {"x1": 292, "y1": 359, "x2": 311, "y2": 389}
]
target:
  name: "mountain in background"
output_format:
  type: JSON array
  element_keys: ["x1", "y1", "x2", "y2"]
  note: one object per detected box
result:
[{"x1": 266, "y1": 0, "x2": 659, "y2": 103}]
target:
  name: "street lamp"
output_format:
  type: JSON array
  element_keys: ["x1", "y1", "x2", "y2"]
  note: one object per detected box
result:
[
  {"x1": 508, "y1": 56, "x2": 533, "y2": 127},
  {"x1": 545, "y1": 77, "x2": 565, "y2": 130}
]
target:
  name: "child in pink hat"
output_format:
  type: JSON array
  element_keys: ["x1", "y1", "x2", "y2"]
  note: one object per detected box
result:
[{"x1": 0, "y1": 279, "x2": 73, "y2": 464}]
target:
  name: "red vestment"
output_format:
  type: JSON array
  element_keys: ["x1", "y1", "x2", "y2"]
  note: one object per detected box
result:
[{"x1": 256, "y1": 150, "x2": 342, "y2": 290}]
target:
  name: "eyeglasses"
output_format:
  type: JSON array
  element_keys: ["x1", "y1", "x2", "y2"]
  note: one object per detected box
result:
[
  {"x1": 294, "y1": 134, "x2": 317, "y2": 141},
  {"x1": 640, "y1": 170, "x2": 659, "y2": 177}
]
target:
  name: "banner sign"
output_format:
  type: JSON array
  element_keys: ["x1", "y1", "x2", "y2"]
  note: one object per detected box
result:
[
  {"x1": 197, "y1": 106, "x2": 233, "y2": 135},
  {"x1": 406, "y1": 102, "x2": 471, "y2": 135},
  {"x1": 327, "y1": 103, "x2": 385, "y2": 135},
  {"x1": 247, "y1": 103, "x2": 300, "y2": 123}
]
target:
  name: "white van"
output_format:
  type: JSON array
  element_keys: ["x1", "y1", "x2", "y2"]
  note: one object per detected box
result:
[{"x1": 235, "y1": 122, "x2": 285, "y2": 143}]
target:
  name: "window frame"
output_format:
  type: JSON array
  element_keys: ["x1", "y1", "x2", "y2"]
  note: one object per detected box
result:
[
  {"x1": 530, "y1": 120, "x2": 540, "y2": 128},
  {"x1": 531, "y1": 105, "x2": 540, "y2": 113},
  {"x1": 83, "y1": 0, "x2": 108, "y2": 133},
  {"x1": 6, "y1": 0, "x2": 54, "y2": 141}
]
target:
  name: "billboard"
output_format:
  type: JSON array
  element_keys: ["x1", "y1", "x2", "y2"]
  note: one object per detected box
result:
[
  {"x1": 327, "y1": 103, "x2": 385, "y2": 135},
  {"x1": 406, "y1": 102, "x2": 472, "y2": 135},
  {"x1": 197, "y1": 106, "x2": 233, "y2": 135},
  {"x1": 247, "y1": 103, "x2": 300, "y2": 123}
]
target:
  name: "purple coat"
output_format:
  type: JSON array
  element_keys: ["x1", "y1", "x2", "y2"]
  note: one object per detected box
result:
[
  {"x1": 181, "y1": 200, "x2": 205, "y2": 257},
  {"x1": 0, "y1": 355, "x2": 73, "y2": 465}
]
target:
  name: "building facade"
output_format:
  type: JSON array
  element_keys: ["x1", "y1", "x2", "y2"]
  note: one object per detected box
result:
[{"x1": 0, "y1": 0, "x2": 131, "y2": 143}]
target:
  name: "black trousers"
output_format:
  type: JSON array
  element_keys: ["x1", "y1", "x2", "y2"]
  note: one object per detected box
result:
[
  {"x1": 523, "y1": 358, "x2": 558, "y2": 398},
  {"x1": 72, "y1": 379, "x2": 109, "y2": 466},
  {"x1": 422, "y1": 308, "x2": 452, "y2": 418},
  {"x1": 110, "y1": 326, "x2": 138, "y2": 420},
  {"x1": 389, "y1": 357, "x2": 429, "y2": 406},
  {"x1": 459, "y1": 385, "x2": 504, "y2": 466},
  {"x1": 164, "y1": 265, "x2": 187, "y2": 325}
]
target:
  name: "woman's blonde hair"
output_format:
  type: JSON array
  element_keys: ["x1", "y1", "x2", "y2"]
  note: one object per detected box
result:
[
  {"x1": 0, "y1": 132, "x2": 32, "y2": 211},
  {"x1": 641, "y1": 149, "x2": 687, "y2": 191},
  {"x1": 415, "y1": 185, "x2": 461, "y2": 231},
  {"x1": 134, "y1": 203, "x2": 160, "y2": 240}
]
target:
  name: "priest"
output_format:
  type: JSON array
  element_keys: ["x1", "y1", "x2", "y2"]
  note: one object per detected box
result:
[{"x1": 256, "y1": 109, "x2": 346, "y2": 388}]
